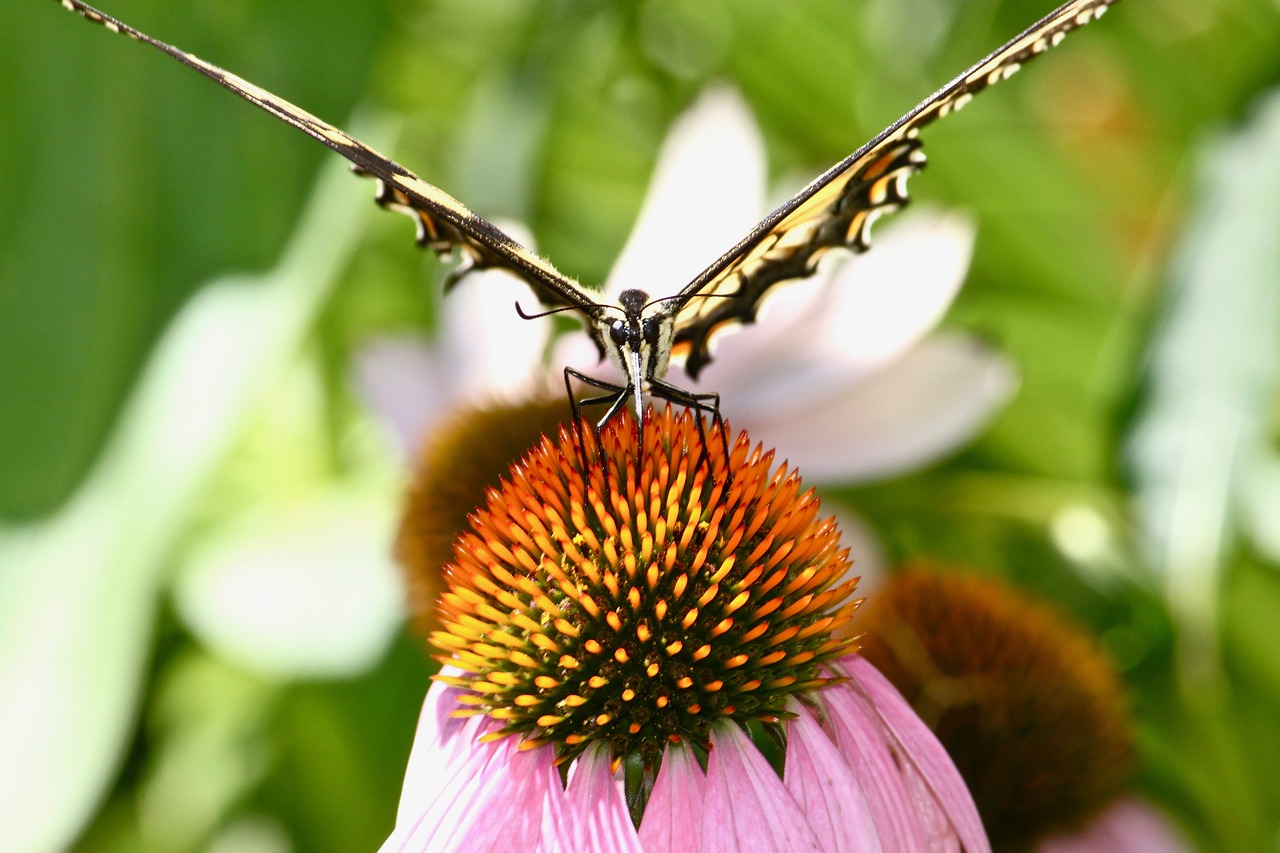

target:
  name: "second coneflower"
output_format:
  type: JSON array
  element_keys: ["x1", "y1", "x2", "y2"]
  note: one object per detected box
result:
[
  {"x1": 855, "y1": 569, "x2": 1144, "y2": 852},
  {"x1": 382, "y1": 407, "x2": 989, "y2": 852}
]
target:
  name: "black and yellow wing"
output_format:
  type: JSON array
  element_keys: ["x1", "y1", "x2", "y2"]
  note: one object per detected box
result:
[
  {"x1": 667, "y1": 0, "x2": 1121, "y2": 379},
  {"x1": 58, "y1": 0, "x2": 1122, "y2": 409},
  {"x1": 56, "y1": 0, "x2": 604, "y2": 323}
]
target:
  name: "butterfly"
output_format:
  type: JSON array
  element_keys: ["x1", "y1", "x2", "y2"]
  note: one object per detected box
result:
[{"x1": 59, "y1": 0, "x2": 1120, "y2": 446}]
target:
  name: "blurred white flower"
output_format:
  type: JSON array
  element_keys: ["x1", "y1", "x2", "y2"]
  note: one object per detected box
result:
[
  {"x1": 354, "y1": 221, "x2": 554, "y2": 457},
  {"x1": 357, "y1": 87, "x2": 1015, "y2": 490},
  {"x1": 581, "y1": 87, "x2": 1017, "y2": 485}
]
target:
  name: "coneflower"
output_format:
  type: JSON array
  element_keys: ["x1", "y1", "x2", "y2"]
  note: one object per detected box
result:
[
  {"x1": 383, "y1": 408, "x2": 988, "y2": 852},
  {"x1": 855, "y1": 568, "x2": 1142, "y2": 852}
]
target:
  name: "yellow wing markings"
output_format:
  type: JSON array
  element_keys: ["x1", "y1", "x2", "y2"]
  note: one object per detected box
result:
[
  {"x1": 666, "y1": 0, "x2": 1119, "y2": 379},
  {"x1": 58, "y1": 0, "x2": 1122, "y2": 388}
]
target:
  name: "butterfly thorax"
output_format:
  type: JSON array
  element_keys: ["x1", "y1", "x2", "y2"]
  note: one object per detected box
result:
[{"x1": 602, "y1": 288, "x2": 678, "y2": 395}]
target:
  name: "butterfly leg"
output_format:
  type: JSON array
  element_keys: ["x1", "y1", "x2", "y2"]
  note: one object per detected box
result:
[
  {"x1": 648, "y1": 379, "x2": 727, "y2": 474},
  {"x1": 564, "y1": 367, "x2": 636, "y2": 489}
]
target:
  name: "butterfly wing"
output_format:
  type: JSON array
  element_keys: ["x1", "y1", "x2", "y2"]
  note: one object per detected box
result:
[
  {"x1": 57, "y1": 0, "x2": 603, "y2": 321},
  {"x1": 667, "y1": 0, "x2": 1120, "y2": 379}
]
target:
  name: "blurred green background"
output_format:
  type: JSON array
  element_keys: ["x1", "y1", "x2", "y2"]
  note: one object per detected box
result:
[{"x1": 3, "y1": 0, "x2": 1280, "y2": 850}]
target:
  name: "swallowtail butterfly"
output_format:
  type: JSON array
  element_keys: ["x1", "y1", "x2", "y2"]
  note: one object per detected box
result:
[{"x1": 59, "y1": 0, "x2": 1120, "y2": 441}]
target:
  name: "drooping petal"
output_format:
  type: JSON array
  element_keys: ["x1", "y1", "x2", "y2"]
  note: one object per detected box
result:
[
  {"x1": 638, "y1": 742, "x2": 707, "y2": 853},
  {"x1": 783, "y1": 701, "x2": 884, "y2": 853},
  {"x1": 463, "y1": 739, "x2": 572, "y2": 853},
  {"x1": 840, "y1": 656, "x2": 990, "y2": 853},
  {"x1": 607, "y1": 87, "x2": 768, "y2": 295},
  {"x1": 381, "y1": 718, "x2": 569, "y2": 853},
  {"x1": 381, "y1": 678, "x2": 577, "y2": 853},
  {"x1": 900, "y1": 757, "x2": 967, "y2": 852},
  {"x1": 564, "y1": 743, "x2": 643, "y2": 852},
  {"x1": 732, "y1": 332, "x2": 1017, "y2": 483},
  {"x1": 387, "y1": 680, "x2": 482, "y2": 829},
  {"x1": 702, "y1": 724, "x2": 823, "y2": 853},
  {"x1": 822, "y1": 678, "x2": 932, "y2": 851},
  {"x1": 380, "y1": 717, "x2": 507, "y2": 851}
]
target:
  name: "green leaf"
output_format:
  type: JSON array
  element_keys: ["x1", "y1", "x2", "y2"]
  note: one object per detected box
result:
[
  {"x1": 1127, "y1": 88, "x2": 1280, "y2": 670},
  {"x1": 0, "y1": 155, "x2": 371, "y2": 853}
]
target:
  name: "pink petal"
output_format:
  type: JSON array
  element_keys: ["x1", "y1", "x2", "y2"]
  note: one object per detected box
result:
[
  {"x1": 380, "y1": 716, "x2": 508, "y2": 852},
  {"x1": 381, "y1": 683, "x2": 572, "y2": 853},
  {"x1": 1038, "y1": 797, "x2": 1192, "y2": 853},
  {"x1": 784, "y1": 701, "x2": 884, "y2": 853},
  {"x1": 638, "y1": 742, "x2": 707, "y2": 853},
  {"x1": 607, "y1": 87, "x2": 767, "y2": 296},
  {"x1": 389, "y1": 679, "x2": 486, "y2": 827},
  {"x1": 841, "y1": 656, "x2": 990, "y2": 853},
  {"x1": 702, "y1": 724, "x2": 823, "y2": 852},
  {"x1": 564, "y1": 744, "x2": 643, "y2": 852},
  {"x1": 382, "y1": 730, "x2": 569, "y2": 852},
  {"x1": 822, "y1": 681, "x2": 933, "y2": 850},
  {"x1": 900, "y1": 759, "x2": 967, "y2": 853}
]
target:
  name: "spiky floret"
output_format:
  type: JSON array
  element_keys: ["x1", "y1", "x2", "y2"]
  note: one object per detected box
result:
[{"x1": 430, "y1": 407, "x2": 861, "y2": 766}]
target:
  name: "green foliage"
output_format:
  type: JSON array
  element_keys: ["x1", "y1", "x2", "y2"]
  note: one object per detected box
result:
[{"x1": 4, "y1": 0, "x2": 1280, "y2": 850}]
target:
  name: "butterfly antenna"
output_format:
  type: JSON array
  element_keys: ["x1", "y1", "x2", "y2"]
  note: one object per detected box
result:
[
  {"x1": 642, "y1": 292, "x2": 737, "y2": 312},
  {"x1": 515, "y1": 301, "x2": 587, "y2": 320},
  {"x1": 516, "y1": 299, "x2": 627, "y2": 321}
]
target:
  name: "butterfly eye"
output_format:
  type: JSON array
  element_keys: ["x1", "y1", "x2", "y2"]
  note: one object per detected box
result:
[
  {"x1": 609, "y1": 320, "x2": 629, "y2": 348},
  {"x1": 642, "y1": 318, "x2": 660, "y2": 344}
]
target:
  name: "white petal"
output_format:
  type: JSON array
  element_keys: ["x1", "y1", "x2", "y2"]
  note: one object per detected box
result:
[
  {"x1": 815, "y1": 208, "x2": 976, "y2": 368},
  {"x1": 555, "y1": 329, "x2": 609, "y2": 379},
  {"x1": 354, "y1": 270, "x2": 551, "y2": 459},
  {"x1": 733, "y1": 332, "x2": 1017, "y2": 483},
  {"x1": 607, "y1": 87, "x2": 767, "y2": 295},
  {"x1": 692, "y1": 208, "x2": 975, "y2": 393},
  {"x1": 438, "y1": 263, "x2": 552, "y2": 399}
]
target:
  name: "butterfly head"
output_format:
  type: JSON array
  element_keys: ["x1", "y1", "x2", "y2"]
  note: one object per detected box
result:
[{"x1": 601, "y1": 289, "x2": 678, "y2": 392}]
